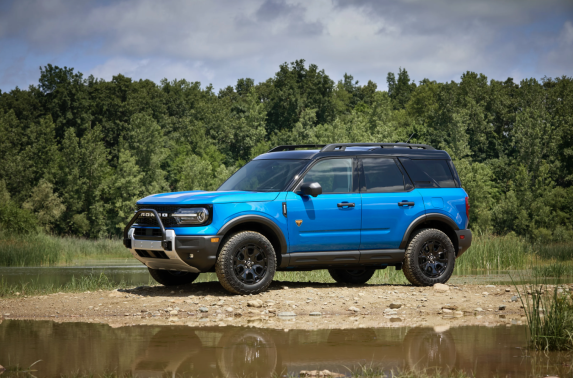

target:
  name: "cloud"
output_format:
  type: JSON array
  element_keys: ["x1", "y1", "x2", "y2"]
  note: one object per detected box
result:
[{"x1": 0, "y1": 0, "x2": 572, "y2": 91}]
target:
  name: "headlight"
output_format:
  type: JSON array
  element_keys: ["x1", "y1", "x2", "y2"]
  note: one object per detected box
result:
[{"x1": 173, "y1": 207, "x2": 210, "y2": 225}]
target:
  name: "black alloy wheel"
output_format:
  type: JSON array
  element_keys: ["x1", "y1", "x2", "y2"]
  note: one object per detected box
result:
[
  {"x1": 328, "y1": 267, "x2": 376, "y2": 284},
  {"x1": 148, "y1": 267, "x2": 200, "y2": 286},
  {"x1": 403, "y1": 228, "x2": 456, "y2": 286},
  {"x1": 233, "y1": 243, "x2": 268, "y2": 284},
  {"x1": 216, "y1": 231, "x2": 277, "y2": 294},
  {"x1": 418, "y1": 240, "x2": 448, "y2": 278}
]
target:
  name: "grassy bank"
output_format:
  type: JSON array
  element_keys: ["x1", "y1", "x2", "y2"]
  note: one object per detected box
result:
[
  {"x1": 1, "y1": 231, "x2": 572, "y2": 278},
  {"x1": 0, "y1": 273, "x2": 150, "y2": 297},
  {"x1": 517, "y1": 280, "x2": 573, "y2": 351},
  {"x1": 0, "y1": 232, "x2": 130, "y2": 267}
]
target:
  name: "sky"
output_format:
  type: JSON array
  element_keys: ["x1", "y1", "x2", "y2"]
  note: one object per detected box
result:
[{"x1": 1, "y1": 0, "x2": 572, "y2": 92}]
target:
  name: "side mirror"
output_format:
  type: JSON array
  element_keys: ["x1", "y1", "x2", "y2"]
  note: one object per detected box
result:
[{"x1": 300, "y1": 182, "x2": 322, "y2": 197}]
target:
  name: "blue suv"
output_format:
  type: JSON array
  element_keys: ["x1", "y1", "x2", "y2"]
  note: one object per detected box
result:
[{"x1": 123, "y1": 143, "x2": 472, "y2": 294}]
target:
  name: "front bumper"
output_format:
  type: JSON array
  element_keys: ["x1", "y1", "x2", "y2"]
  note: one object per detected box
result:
[
  {"x1": 123, "y1": 208, "x2": 221, "y2": 273},
  {"x1": 455, "y1": 229, "x2": 472, "y2": 257}
]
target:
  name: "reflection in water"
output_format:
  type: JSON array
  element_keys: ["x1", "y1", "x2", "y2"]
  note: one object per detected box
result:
[{"x1": 0, "y1": 320, "x2": 571, "y2": 377}]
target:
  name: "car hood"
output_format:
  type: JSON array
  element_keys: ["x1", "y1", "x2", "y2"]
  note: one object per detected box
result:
[{"x1": 137, "y1": 190, "x2": 280, "y2": 205}]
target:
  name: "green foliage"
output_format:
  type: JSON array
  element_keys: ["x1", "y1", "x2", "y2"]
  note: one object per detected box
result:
[{"x1": 0, "y1": 62, "x2": 572, "y2": 239}]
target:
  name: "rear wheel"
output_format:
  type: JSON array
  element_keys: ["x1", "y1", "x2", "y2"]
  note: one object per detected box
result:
[
  {"x1": 403, "y1": 228, "x2": 455, "y2": 286},
  {"x1": 216, "y1": 231, "x2": 277, "y2": 295},
  {"x1": 148, "y1": 267, "x2": 200, "y2": 286},
  {"x1": 328, "y1": 268, "x2": 376, "y2": 284}
]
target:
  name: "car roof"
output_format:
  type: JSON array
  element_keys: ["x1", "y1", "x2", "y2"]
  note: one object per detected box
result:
[{"x1": 254, "y1": 146, "x2": 450, "y2": 160}]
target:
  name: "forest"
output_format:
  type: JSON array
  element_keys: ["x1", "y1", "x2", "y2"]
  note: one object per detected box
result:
[{"x1": 1, "y1": 60, "x2": 572, "y2": 242}]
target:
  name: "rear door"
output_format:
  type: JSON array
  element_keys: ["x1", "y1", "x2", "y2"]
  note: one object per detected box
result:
[
  {"x1": 286, "y1": 158, "x2": 361, "y2": 252},
  {"x1": 359, "y1": 157, "x2": 425, "y2": 250}
]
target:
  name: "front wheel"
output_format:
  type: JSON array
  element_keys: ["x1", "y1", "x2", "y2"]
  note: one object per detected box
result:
[
  {"x1": 148, "y1": 267, "x2": 200, "y2": 286},
  {"x1": 215, "y1": 231, "x2": 277, "y2": 295},
  {"x1": 328, "y1": 268, "x2": 376, "y2": 284},
  {"x1": 402, "y1": 228, "x2": 455, "y2": 286}
]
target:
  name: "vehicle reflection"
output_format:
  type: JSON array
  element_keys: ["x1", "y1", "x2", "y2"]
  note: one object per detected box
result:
[{"x1": 131, "y1": 326, "x2": 456, "y2": 377}]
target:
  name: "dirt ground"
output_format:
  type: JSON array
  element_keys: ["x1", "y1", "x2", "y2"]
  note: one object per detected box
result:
[{"x1": 2, "y1": 281, "x2": 572, "y2": 330}]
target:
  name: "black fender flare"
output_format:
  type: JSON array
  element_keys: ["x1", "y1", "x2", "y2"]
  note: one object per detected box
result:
[
  {"x1": 399, "y1": 213, "x2": 459, "y2": 249},
  {"x1": 217, "y1": 214, "x2": 288, "y2": 257}
]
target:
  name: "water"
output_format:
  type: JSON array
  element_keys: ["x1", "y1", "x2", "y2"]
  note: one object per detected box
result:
[
  {"x1": 0, "y1": 261, "x2": 151, "y2": 287},
  {"x1": 0, "y1": 320, "x2": 571, "y2": 377}
]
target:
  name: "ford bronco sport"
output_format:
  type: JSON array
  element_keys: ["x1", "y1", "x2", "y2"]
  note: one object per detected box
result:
[{"x1": 123, "y1": 143, "x2": 472, "y2": 294}]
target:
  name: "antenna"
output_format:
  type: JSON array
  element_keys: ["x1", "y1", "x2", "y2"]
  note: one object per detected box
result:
[{"x1": 406, "y1": 133, "x2": 415, "y2": 143}]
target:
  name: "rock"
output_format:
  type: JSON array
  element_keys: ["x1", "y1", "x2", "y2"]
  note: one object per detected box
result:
[
  {"x1": 482, "y1": 292, "x2": 489, "y2": 295},
  {"x1": 510, "y1": 296, "x2": 519, "y2": 302},
  {"x1": 225, "y1": 307, "x2": 234, "y2": 313},
  {"x1": 389, "y1": 303, "x2": 402, "y2": 309},
  {"x1": 475, "y1": 308, "x2": 484, "y2": 312},
  {"x1": 247, "y1": 299, "x2": 263, "y2": 308},
  {"x1": 383, "y1": 309, "x2": 398, "y2": 315},
  {"x1": 300, "y1": 369, "x2": 344, "y2": 377},
  {"x1": 390, "y1": 317, "x2": 402, "y2": 323},
  {"x1": 499, "y1": 305, "x2": 506, "y2": 311},
  {"x1": 442, "y1": 305, "x2": 458, "y2": 311},
  {"x1": 199, "y1": 307, "x2": 209, "y2": 313},
  {"x1": 433, "y1": 283, "x2": 449, "y2": 292},
  {"x1": 268, "y1": 308, "x2": 277, "y2": 314},
  {"x1": 278, "y1": 311, "x2": 296, "y2": 317},
  {"x1": 505, "y1": 288, "x2": 511, "y2": 292},
  {"x1": 358, "y1": 292, "x2": 365, "y2": 296},
  {"x1": 348, "y1": 306, "x2": 360, "y2": 312},
  {"x1": 170, "y1": 310, "x2": 178, "y2": 316},
  {"x1": 309, "y1": 312, "x2": 322, "y2": 316},
  {"x1": 454, "y1": 311, "x2": 464, "y2": 317},
  {"x1": 442, "y1": 308, "x2": 453, "y2": 313}
]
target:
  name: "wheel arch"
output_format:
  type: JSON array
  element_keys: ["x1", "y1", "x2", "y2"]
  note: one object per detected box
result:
[
  {"x1": 217, "y1": 215, "x2": 288, "y2": 267},
  {"x1": 400, "y1": 213, "x2": 460, "y2": 254}
]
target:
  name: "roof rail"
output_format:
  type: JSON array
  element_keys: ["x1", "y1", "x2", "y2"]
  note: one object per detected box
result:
[
  {"x1": 268, "y1": 144, "x2": 327, "y2": 152},
  {"x1": 320, "y1": 143, "x2": 435, "y2": 152}
]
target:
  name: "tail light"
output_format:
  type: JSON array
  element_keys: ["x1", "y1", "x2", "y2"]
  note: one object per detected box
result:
[{"x1": 465, "y1": 197, "x2": 470, "y2": 221}]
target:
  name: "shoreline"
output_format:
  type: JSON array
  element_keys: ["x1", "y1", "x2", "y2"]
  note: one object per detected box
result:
[{"x1": 4, "y1": 281, "x2": 569, "y2": 330}]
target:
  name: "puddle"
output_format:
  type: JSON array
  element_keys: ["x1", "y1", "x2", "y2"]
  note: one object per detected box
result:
[{"x1": 0, "y1": 320, "x2": 571, "y2": 377}]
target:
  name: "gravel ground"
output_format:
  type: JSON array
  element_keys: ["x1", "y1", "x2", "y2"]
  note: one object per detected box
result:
[{"x1": 2, "y1": 281, "x2": 572, "y2": 330}]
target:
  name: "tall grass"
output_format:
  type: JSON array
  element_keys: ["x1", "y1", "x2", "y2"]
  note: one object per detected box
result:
[
  {"x1": 514, "y1": 269, "x2": 573, "y2": 351},
  {"x1": 455, "y1": 233, "x2": 573, "y2": 274},
  {"x1": 0, "y1": 231, "x2": 130, "y2": 267}
]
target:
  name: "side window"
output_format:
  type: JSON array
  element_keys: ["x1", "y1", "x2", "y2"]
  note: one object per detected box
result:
[
  {"x1": 361, "y1": 158, "x2": 405, "y2": 193},
  {"x1": 399, "y1": 159, "x2": 457, "y2": 188},
  {"x1": 301, "y1": 159, "x2": 353, "y2": 193}
]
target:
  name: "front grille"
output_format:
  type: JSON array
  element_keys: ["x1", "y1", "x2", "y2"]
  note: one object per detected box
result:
[
  {"x1": 134, "y1": 228, "x2": 162, "y2": 237},
  {"x1": 135, "y1": 205, "x2": 180, "y2": 227},
  {"x1": 135, "y1": 249, "x2": 169, "y2": 259}
]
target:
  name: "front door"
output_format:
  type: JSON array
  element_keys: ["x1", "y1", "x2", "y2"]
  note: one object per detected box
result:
[
  {"x1": 359, "y1": 157, "x2": 425, "y2": 249},
  {"x1": 286, "y1": 158, "x2": 361, "y2": 252}
]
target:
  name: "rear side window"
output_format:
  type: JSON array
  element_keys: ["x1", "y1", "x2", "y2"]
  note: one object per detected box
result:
[
  {"x1": 399, "y1": 159, "x2": 457, "y2": 188},
  {"x1": 361, "y1": 158, "x2": 405, "y2": 192}
]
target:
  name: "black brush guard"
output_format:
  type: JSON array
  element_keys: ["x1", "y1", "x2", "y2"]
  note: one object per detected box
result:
[{"x1": 123, "y1": 209, "x2": 172, "y2": 251}]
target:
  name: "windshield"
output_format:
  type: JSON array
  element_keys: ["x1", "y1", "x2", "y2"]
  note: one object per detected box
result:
[{"x1": 218, "y1": 159, "x2": 307, "y2": 192}]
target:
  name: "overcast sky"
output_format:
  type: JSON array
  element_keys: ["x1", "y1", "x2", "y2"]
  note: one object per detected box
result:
[{"x1": 1, "y1": 0, "x2": 572, "y2": 92}]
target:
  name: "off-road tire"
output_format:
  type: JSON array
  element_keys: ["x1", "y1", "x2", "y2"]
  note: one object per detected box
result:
[
  {"x1": 148, "y1": 267, "x2": 199, "y2": 286},
  {"x1": 328, "y1": 268, "x2": 376, "y2": 285},
  {"x1": 215, "y1": 231, "x2": 277, "y2": 295},
  {"x1": 403, "y1": 228, "x2": 455, "y2": 286}
]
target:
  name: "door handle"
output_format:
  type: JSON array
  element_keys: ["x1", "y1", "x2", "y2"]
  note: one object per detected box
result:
[
  {"x1": 398, "y1": 201, "x2": 415, "y2": 206},
  {"x1": 337, "y1": 202, "x2": 355, "y2": 208}
]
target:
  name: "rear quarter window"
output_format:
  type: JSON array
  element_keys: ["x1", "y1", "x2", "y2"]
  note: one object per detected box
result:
[{"x1": 399, "y1": 159, "x2": 457, "y2": 188}]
